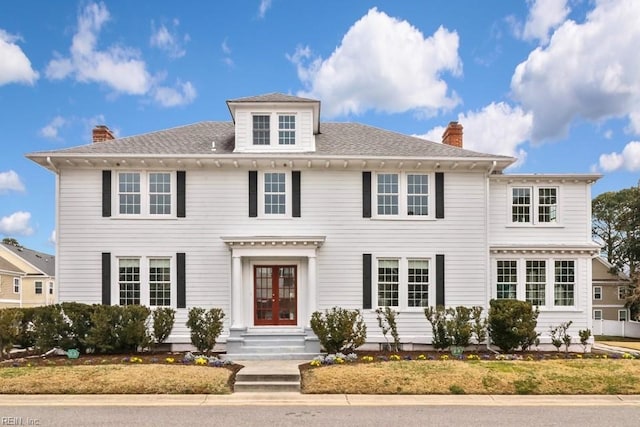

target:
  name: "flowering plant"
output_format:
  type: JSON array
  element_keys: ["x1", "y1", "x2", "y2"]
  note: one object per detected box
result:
[
  {"x1": 165, "y1": 357, "x2": 175, "y2": 364},
  {"x1": 417, "y1": 354, "x2": 426, "y2": 360},
  {"x1": 389, "y1": 354, "x2": 401, "y2": 361}
]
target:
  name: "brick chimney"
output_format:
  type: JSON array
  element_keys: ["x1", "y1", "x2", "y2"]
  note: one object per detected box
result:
[
  {"x1": 442, "y1": 121, "x2": 463, "y2": 148},
  {"x1": 92, "y1": 125, "x2": 115, "y2": 143}
]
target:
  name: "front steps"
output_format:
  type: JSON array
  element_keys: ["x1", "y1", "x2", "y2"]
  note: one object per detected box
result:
[
  {"x1": 233, "y1": 359, "x2": 306, "y2": 392},
  {"x1": 223, "y1": 328, "x2": 320, "y2": 361}
]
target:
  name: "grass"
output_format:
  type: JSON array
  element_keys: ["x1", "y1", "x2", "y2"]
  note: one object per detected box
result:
[
  {"x1": 301, "y1": 360, "x2": 640, "y2": 394},
  {"x1": 595, "y1": 335, "x2": 640, "y2": 342},
  {"x1": 0, "y1": 365, "x2": 233, "y2": 394}
]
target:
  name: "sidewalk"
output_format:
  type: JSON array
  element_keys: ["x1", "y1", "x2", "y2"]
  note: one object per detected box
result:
[{"x1": 1, "y1": 394, "x2": 639, "y2": 407}]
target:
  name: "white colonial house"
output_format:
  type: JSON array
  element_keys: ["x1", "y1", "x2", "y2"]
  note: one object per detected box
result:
[{"x1": 27, "y1": 93, "x2": 600, "y2": 357}]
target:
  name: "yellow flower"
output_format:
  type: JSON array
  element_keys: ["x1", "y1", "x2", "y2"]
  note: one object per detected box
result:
[
  {"x1": 417, "y1": 354, "x2": 426, "y2": 360},
  {"x1": 195, "y1": 357, "x2": 208, "y2": 365},
  {"x1": 361, "y1": 355, "x2": 374, "y2": 363},
  {"x1": 165, "y1": 357, "x2": 175, "y2": 364},
  {"x1": 310, "y1": 360, "x2": 321, "y2": 367},
  {"x1": 440, "y1": 354, "x2": 449, "y2": 361},
  {"x1": 389, "y1": 354, "x2": 401, "y2": 361}
]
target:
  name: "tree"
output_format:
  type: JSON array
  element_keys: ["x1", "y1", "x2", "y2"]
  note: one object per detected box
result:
[
  {"x1": 592, "y1": 186, "x2": 640, "y2": 318},
  {"x1": 1, "y1": 237, "x2": 20, "y2": 246}
]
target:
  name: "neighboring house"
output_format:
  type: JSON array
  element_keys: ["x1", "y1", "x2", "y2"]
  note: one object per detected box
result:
[
  {"x1": 0, "y1": 243, "x2": 56, "y2": 308},
  {"x1": 592, "y1": 256, "x2": 632, "y2": 322},
  {"x1": 26, "y1": 93, "x2": 600, "y2": 356}
]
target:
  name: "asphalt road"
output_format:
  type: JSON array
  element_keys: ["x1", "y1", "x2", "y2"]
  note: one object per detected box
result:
[{"x1": 1, "y1": 406, "x2": 638, "y2": 427}]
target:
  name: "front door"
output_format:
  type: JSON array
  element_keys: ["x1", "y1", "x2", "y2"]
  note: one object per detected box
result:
[{"x1": 254, "y1": 265, "x2": 297, "y2": 326}]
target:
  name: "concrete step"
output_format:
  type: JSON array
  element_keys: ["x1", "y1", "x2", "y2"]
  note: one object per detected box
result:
[
  {"x1": 234, "y1": 381, "x2": 300, "y2": 392},
  {"x1": 223, "y1": 353, "x2": 318, "y2": 361},
  {"x1": 239, "y1": 346, "x2": 306, "y2": 353},
  {"x1": 236, "y1": 373, "x2": 300, "y2": 382}
]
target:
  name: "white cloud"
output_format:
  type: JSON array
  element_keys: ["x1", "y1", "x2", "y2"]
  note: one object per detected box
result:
[
  {"x1": 415, "y1": 102, "x2": 533, "y2": 165},
  {"x1": 49, "y1": 229, "x2": 56, "y2": 245},
  {"x1": 221, "y1": 38, "x2": 234, "y2": 67},
  {"x1": 0, "y1": 170, "x2": 25, "y2": 193},
  {"x1": 521, "y1": 0, "x2": 571, "y2": 44},
  {"x1": 511, "y1": 0, "x2": 640, "y2": 141},
  {"x1": 290, "y1": 8, "x2": 462, "y2": 118},
  {"x1": 153, "y1": 80, "x2": 196, "y2": 107},
  {"x1": 0, "y1": 29, "x2": 39, "y2": 86},
  {"x1": 45, "y1": 2, "x2": 151, "y2": 95},
  {"x1": 0, "y1": 211, "x2": 34, "y2": 236},
  {"x1": 39, "y1": 116, "x2": 67, "y2": 140},
  {"x1": 150, "y1": 19, "x2": 188, "y2": 59},
  {"x1": 258, "y1": 0, "x2": 272, "y2": 18},
  {"x1": 599, "y1": 141, "x2": 640, "y2": 172}
]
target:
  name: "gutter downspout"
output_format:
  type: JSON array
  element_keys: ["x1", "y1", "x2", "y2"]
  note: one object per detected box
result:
[
  {"x1": 47, "y1": 156, "x2": 60, "y2": 305},
  {"x1": 485, "y1": 161, "x2": 497, "y2": 352}
]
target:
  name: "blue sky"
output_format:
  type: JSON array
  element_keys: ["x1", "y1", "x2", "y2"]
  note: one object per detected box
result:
[{"x1": 1, "y1": 0, "x2": 639, "y2": 253}]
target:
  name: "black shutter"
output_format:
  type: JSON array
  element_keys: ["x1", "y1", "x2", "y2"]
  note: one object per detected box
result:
[
  {"x1": 248, "y1": 171, "x2": 258, "y2": 217},
  {"x1": 102, "y1": 253, "x2": 111, "y2": 305},
  {"x1": 102, "y1": 171, "x2": 111, "y2": 217},
  {"x1": 436, "y1": 254, "x2": 445, "y2": 306},
  {"x1": 292, "y1": 171, "x2": 301, "y2": 218},
  {"x1": 362, "y1": 172, "x2": 371, "y2": 218},
  {"x1": 435, "y1": 172, "x2": 444, "y2": 219},
  {"x1": 177, "y1": 171, "x2": 186, "y2": 218},
  {"x1": 177, "y1": 253, "x2": 186, "y2": 309},
  {"x1": 363, "y1": 254, "x2": 372, "y2": 309}
]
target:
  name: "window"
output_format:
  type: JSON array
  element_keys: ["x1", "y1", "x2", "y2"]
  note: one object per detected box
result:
[
  {"x1": 13, "y1": 278, "x2": 20, "y2": 294},
  {"x1": 119, "y1": 258, "x2": 141, "y2": 306},
  {"x1": 407, "y1": 175, "x2": 429, "y2": 216},
  {"x1": 149, "y1": 259, "x2": 171, "y2": 307},
  {"x1": 34, "y1": 281, "x2": 43, "y2": 295},
  {"x1": 253, "y1": 115, "x2": 270, "y2": 145},
  {"x1": 375, "y1": 173, "x2": 431, "y2": 217},
  {"x1": 48, "y1": 282, "x2": 54, "y2": 295},
  {"x1": 554, "y1": 260, "x2": 574, "y2": 306},
  {"x1": 618, "y1": 286, "x2": 631, "y2": 300},
  {"x1": 264, "y1": 172, "x2": 286, "y2": 215},
  {"x1": 496, "y1": 260, "x2": 517, "y2": 299},
  {"x1": 593, "y1": 286, "x2": 602, "y2": 300},
  {"x1": 377, "y1": 259, "x2": 399, "y2": 307},
  {"x1": 511, "y1": 188, "x2": 531, "y2": 223},
  {"x1": 511, "y1": 186, "x2": 559, "y2": 225},
  {"x1": 538, "y1": 188, "x2": 557, "y2": 223},
  {"x1": 149, "y1": 173, "x2": 171, "y2": 215},
  {"x1": 119, "y1": 173, "x2": 141, "y2": 214},
  {"x1": 407, "y1": 259, "x2": 429, "y2": 307},
  {"x1": 116, "y1": 172, "x2": 175, "y2": 216},
  {"x1": 525, "y1": 260, "x2": 546, "y2": 306},
  {"x1": 593, "y1": 310, "x2": 602, "y2": 320},
  {"x1": 278, "y1": 115, "x2": 296, "y2": 145},
  {"x1": 618, "y1": 310, "x2": 628, "y2": 322}
]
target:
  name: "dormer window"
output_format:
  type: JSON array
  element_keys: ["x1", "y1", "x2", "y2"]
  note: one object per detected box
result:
[
  {"x1": 278, "y1": 115, "x2": 296, "y2": 145},
  {"x1": 253, "y1": 115, "x2": 270, "y2": 145}
]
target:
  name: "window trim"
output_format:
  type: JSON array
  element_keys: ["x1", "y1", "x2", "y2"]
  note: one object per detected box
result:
[
  {"x1": 113, "y1": 171, "x2": 176, "y2": 218},
  {"x1": 48, "y1": 282, "x2": 54, "y2": 295},
  {"x1": 13, "y1": 277, "x2": 20, "y2": 294},
  {"x1": 593, "y1": 309, "x2": 602, "y2": 320},
  {"x1": 618, "y1": 286, "x2": 630, "y2": 300},
  {"x1": 373, "y1": 172, "x2": 434, "y2": 219},
  {"x1": 111, "y1": 255, "x2": 176, "y2": 308},
  {"x1": 618, "y1": 309, "x2": 628, "y2": 322},
  {"x1": 508, "y1": 185, "x2": 561, "y2": 226},
  {"x1": 278, "y1": 114, "x2": 296, "y2": 145},
  {"x1": 593, "y1": 286, "x2": 602, "y2": 300},
  {"x1": 250, "y1": 112, "x2": 298, "y2": 147},
  {"x1": 34, "y1": 281, "x2": 43, "y2": 295},
  {"x1": 373, "y1": 255, "x2": 434, "y2": 311},
  {"x1": 258, "y1": 170, "x2": 293, "y2": 218}
]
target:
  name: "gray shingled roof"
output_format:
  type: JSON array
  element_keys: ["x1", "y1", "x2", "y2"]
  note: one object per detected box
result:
[
  {"x1": 0, "y1": 257, "x2": 23, "y2": 274},
  {"x1": 227, "y1": 93, "x2": 319, "y2": 103},
  {"x1": 28, "y1": 121, "x2": 512, "y2": 161},
  {"x1": 0, "y1": 243, "x2": 55, "y2": 277}
]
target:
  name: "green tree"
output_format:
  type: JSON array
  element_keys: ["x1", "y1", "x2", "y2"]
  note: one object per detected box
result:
[
  {"x1": 1, "y1": 237, "x2": 20, "y2": 246},
  {"x1": 592, "y1": 186, "x2": 640, "y2": 317}
]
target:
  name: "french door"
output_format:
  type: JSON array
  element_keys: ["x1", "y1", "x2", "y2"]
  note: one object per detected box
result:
[{"x1": 254, "y1": 265, "x2": 297, "y2": 326}]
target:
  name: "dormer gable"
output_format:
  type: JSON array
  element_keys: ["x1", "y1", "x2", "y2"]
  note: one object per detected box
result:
[{"x1": 226, "y1": 93, "x2": 320, "y2": 153}]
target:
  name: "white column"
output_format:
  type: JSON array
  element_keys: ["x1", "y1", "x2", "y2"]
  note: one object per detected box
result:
[
  {"x1": 307, "y1": 255, "x2": 317, "y2": 328},
  {"x1": 231, "y1": 255, "x2": 244, "y2": 329}
]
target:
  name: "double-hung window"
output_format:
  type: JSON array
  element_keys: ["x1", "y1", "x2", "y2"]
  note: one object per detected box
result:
[
  {"x1": 117, "y1": 257, "x2": 173, "y2": 307},
  {"x1": 264, "y1": 172, "x2": 287, "y2": 215},
  {"x1": 554, "y1": 260, "x2": 575, "y2": 306},
  {"x1": 376, "y1": 173, "x2": 431, "y2": 217},
  {"x1": 593, "y1": 286, "x2": 602, "y2": 300},
  {"x1": 34, "y1": 281, "x2": 43, "y2": 295},
  {"x1": 525, "y1": 260, "x2": 546, "y2": 306},
  {"x1": 375, "y1": 257, "x2": 431, "y2": 309},
  {"x1": 278, "y1": 115, "x2": 296, "y2": 145},
  {"x1": 13, "y1": 278, "x2": 20, "y2": 294},
  {"x1": 618, "y1": 286, "x2": 631, "y2": 300},
  {"x1": 496, "y1": 260, "x2": 517, "y2": 299},
  {"x1": 377, "y1": 259, "x2": 399, "y2": 307},
  {"x1": 618, "y1": 310, "x2": 628, "y2": 321},
  {"x1": 510, "y1": 186, "x2": 558, "y2": 224},
  {"x1": 253, "y1": 115, "x2": 270, "y2": 145},
  {"x1": 117, "y1": 172, "x2": 173, "y2": 216},
  {"x1": 407, "y1": 260, "x2": 429, "y2": 307},
  {"x1": 593, "y1": 310, "x2": 602, "y2": 320},
  {"x1": 48, "y1": 282, "x2": 54, "y2": 295}
]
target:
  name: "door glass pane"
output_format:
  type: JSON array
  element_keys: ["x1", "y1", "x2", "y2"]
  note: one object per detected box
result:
[
  {"x1": 255, "y1": 267, "x2": 273, "y2": 320},
  {"x1": 278, "y1": 267, "x2": 296, "y2": 321}
]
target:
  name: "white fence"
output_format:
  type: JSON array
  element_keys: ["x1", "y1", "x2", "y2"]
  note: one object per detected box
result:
[{"x1": 593, "y1": 319, "x2": 640, "y2": 338}]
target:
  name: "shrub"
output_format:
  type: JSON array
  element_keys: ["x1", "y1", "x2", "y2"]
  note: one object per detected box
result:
[
  {"x1": 86, "y1": 305, "x2": 122, "y2": 353},
  {"x1": 119, "y1": 305, "x2": 152, "y2": 352},
  {"x1": 487, "y1": 299, "x2": 539, "y2": 353},
  {"x1": 32, "y1": 305, "x2": 70, "y2": 351},
  {"x1": 424, "y1": 306, "x2": 450, "y2": 351},
  {"x1": 310, "y1": 307, "x2": 367, "y2": 354},
  {"x1": 471, "y1": 306, "x2": 488, "y2": 350},
  {"x1": 14, "y1": 307, "x2": 36, "y2": 349},
  {"x1": 152, "y1": 307, "x2": 176, "y2": 347},
  {"x1": 0, "y1": 308, "x2": 23, "y2": 359},
  {"x1": 445, "y1": 306, "x2": 473, "y2": 348},
  {"x1": 549, "y1": 321, "x2": 572, "y2": 354},
  {"x1": 578, "y1": 328, "x2": 591, "y2": 353},
  {"x1": 375, "y1": 306, "x2": 400, "y2": 351},
  {"x1": 186, "y1": 307, "x2": 225, "y2": 355},
  {"x1": 60, "y1": 302, "x2": 95, "y2": 353}
]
